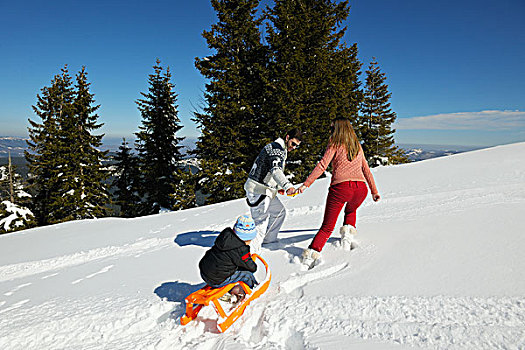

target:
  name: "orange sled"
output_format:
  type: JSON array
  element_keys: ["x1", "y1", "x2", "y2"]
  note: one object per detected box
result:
[{"x1": 180, "y1": 254, "x2": 271, "y2": 332}]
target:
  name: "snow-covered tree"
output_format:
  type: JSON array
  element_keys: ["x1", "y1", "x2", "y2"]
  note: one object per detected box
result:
[{"x1": 0, "y1": 162, "x2": 35, "y2": 234}]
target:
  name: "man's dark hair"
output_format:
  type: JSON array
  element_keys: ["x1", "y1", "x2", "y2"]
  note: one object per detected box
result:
[{"x1": 285, "y1": 128, "x2": 302, "y2": 141}]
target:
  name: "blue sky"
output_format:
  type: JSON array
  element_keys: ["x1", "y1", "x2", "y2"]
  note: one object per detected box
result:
[{"x1": 1, "y1": 0, "x2": 524, "y2": 147}]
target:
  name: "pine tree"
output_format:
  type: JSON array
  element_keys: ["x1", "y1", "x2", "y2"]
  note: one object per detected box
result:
[
  {"x1": 193, "y1": 0, "x2": 269, "y2": 204},
  {"x1": 26, "y1": 66, "x2": 109, "y2": 225},
  {"x1": 265, "y1": 0, "x2": 360, "y2": 180},
  {"x1": 171, "y1": 166, "x2": 197, "y2": 211},
  {"x1": 64, "y1": 67, "x2": 109, "y2": 219},
  {"x1": 112, "y1": 138, "x2": 141, "y2": 217},
  {"x1": 26, "y1": 66, "x2": 75, "y2": 225},
  {"x1": 46, "y1": 67, "x2": 109, "y2": 222},
  {"x1": 331, "y1": 43, "x2": 363, "y2": 124},
  {"x1": 358, "y1": 58, "x2": 408, "y2": 166},
  {"x1": 135, "y1": 60, "x2": 185, "y2": 214}
]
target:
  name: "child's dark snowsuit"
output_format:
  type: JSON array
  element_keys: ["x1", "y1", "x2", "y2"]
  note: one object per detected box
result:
[{"x1": 199, "y1": 227, "x2": 257, "y2": 288}]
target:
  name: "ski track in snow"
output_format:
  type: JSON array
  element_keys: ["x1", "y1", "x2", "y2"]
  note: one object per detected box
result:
[
  {"x1": 279, "y1": 263, "x2": 349, "y2": 294},
  {"x1": 0, "y1": 299, "x2": 30, "y2": 316},
  {"x1": 71, "y1": 265, "x2": 114, "y2": 285},
  {"x1": 3, "y1": 282, "x2": 32, "y2": 296},
  {"x1": 360, "y1": 183, "x2": 525, "y2": 223},
  {"x1": 252, "y1": 295, "x2": 525, "y2": 350},
  {"x1": 0, "y1": 296, "x2": 173, "y2": 349},
  {"x1": 0, "y1": 237, "x2": 171, "y2": 283},
  {"x1": 1, "y1": 293, "x2": 523, "y2": 349},
  {"x1": 41, "y1": 273, "x2": 59, "y2": 280}
]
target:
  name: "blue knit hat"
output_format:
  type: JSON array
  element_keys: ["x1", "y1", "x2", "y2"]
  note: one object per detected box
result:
[{"x1": 233, "y1": 215, "x2": 257, "y2": 241}]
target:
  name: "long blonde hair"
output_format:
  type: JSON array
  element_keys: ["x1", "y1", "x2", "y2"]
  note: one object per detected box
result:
[{"x1": 329, "y1": 117, "x2": 361, "y2": 161}]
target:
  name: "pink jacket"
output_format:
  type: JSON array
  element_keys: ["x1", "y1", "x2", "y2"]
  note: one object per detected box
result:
[{"x1": 304, "y1": 144, "x2": 378, "y2": 195}]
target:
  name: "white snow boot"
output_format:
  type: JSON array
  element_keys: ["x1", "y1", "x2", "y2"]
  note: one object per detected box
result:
[
  {"x1": 301, "y1": 248, "x2": 321, "y2": 269},
  {"x1": 340, "y1": 225, "x2": 358, "y2": 251}
]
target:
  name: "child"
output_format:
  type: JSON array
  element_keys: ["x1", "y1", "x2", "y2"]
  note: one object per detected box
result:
[{"x1": 199, "y1": 215, "x2": 258, "y2": 302}]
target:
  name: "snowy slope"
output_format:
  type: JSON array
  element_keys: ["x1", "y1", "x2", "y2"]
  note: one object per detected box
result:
[{"x1": 1, "y1": 143, "x2": 524, "y2": 350}]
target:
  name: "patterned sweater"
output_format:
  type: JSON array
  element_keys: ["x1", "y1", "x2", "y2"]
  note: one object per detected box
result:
[
  {"x1": 303, "y1": 145, "x2": 379, "y2": 195},
  {"x1": 244, "y1": 138, "x2": 293, "y2": 198}
]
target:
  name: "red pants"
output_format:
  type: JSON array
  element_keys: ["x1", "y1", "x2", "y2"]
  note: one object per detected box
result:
[{"x1": 310, "y1": 181, "x2": 368, "y2": 252}]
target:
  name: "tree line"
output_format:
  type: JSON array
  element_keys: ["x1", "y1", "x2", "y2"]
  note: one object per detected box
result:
[
  {"x1": 0, "y1": 0, "x2": 407, "y2": 234},
  {"x1": 194, "y1": 0, "x2": 408, "y2": 203}
]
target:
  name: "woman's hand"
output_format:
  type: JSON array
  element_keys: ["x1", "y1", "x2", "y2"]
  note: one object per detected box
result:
[
  {"x1": 297, "y1": 185, "x2": 307, "y2": 194},
  {"x1": 372, "y1": 193, "x2": 381, "y2": 202}
]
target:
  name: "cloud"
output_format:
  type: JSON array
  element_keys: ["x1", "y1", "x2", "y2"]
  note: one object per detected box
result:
[{"x1": 395, "y1": 110, "x2": 525, "y2": 131}]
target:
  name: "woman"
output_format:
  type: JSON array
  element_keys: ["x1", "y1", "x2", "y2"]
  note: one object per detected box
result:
[{"x1": 297, "y1": 117, "x2": 380, "y2": 267}]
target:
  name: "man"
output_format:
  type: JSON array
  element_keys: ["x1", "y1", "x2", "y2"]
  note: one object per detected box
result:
[{"x1": 244, "y1": 128, "x2": 302, "y2": 253}]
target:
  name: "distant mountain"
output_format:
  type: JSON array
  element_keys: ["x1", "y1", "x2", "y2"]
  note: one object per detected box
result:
[
  {"x1": 1, "y1": 136, "x2": 483, "y2": 163},
  {"x1": 0, "y1": 136, "x2": 200, "y2": 177},
  {"x1": 0, "y1": 137, "x2": 28, "y2": 157},
  {"x1": 398, "y1": 143, "x2": 483, "y2": 162},
  {"x1": 0, "y1": 136, "x2": 197, "y2": 157},
  {"x1": 96, "y1": 137, "x2": 198, "y2": 157}
]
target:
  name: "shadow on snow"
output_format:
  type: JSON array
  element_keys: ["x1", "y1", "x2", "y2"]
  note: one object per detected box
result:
[
  {"x1": 154, "y1": 280, "x2": 208, "y2": 326},
  {"x1": 174, "y1": 230, "x2": 219, "y2": 248},
  {"x1": 263, "y1": 231, "x2": 317, "y2": 256},
  {"x1": 154, "y1": 281, "x2": 206, "y2": 303},
  {"x1": 174, "y1": 229, "x2": 319, "y2": 256}
]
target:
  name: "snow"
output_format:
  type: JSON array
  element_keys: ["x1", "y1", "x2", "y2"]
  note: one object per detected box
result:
[
  {"x1": 0, "y1": 201, "x2": 33, "y2": 231},
  {"x1": 1, "y1": 143, "x2": 525, "y2": 349},
  {"x1": 17, "y1": 190, "x2": 31, "y2": 198}
]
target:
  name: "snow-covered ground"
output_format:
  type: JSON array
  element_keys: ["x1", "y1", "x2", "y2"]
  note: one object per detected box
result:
[{"x1": 1, "y1": 143, "x2": 524, "y2": 350}]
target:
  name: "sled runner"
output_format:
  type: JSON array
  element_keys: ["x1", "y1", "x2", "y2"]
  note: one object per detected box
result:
[{"x1": 180, "y1": 254, "x2": 271, "y2": 332}]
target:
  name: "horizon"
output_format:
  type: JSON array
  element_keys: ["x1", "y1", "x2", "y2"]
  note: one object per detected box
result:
[
  {"x1": 1, "y1": 0, "x2": 524, "y2": 147},
  {"x1": 0, "y1": 134, "x2": 497, "y2": 149}
]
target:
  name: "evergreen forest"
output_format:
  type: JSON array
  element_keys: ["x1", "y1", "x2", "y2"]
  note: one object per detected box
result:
[{"x1": 0, "y1": 0, "x2": 408, "y2": 234}]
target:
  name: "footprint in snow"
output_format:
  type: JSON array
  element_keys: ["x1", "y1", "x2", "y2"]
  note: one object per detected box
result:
[
  {"x1": 4, "y1": 283, "x2": 32, "y2": 296},
  {"x1": 71, "y1": 265, "x2": 114, "y2": 285},
  {"x1": 0, "y1": 299, "x2": 30, "y2": 315},
  {"x1": 41, "y1": 273, "x2": 59, "y2": 280},
  {"x1": 279, "y1": 263, "x2": 349, "y2": 294}
]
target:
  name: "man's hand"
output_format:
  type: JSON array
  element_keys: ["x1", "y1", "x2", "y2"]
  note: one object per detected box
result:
[
  {"x1": 372, "y1": 193, "x2": 381, "y2": 202},
  {"x1": 297, "y1": 185, "x2": 307, "y2": 194},
  {"x1": 286, "y1": 187, "x2": 296, "y2": 195}
]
